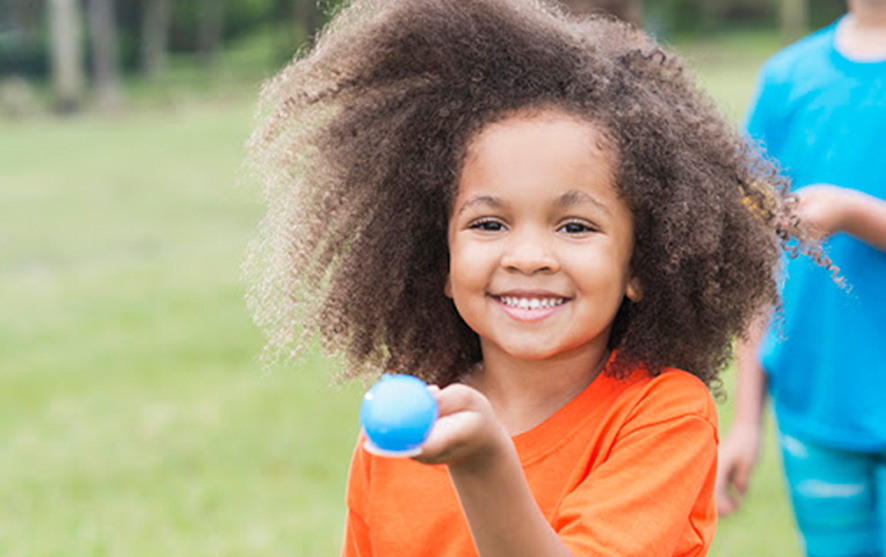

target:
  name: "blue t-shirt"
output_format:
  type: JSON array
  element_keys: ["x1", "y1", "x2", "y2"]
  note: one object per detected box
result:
[{"x1": 745, "y1": 20, "x2": 886, "y2": 452}]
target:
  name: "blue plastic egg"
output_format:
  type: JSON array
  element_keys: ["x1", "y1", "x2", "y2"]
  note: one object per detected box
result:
[{"x1": 360, "y1": 374, "x2": 438, "y2": 455}]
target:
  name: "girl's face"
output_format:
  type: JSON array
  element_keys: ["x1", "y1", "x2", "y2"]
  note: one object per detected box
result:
[{"x1": 446, "y1": 109, "x2": 641, "y2": 364}]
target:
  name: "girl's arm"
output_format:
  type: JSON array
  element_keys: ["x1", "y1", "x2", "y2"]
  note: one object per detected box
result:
[
  {"x1": 414, "y1": 385, "x2": 574, "y2": 557},
  {"x1": 417, "y1": 380, "x2": 716, "y2": 556},
  {"x1": 795, "y1": 185, "x2": 886, "y2": 252}
]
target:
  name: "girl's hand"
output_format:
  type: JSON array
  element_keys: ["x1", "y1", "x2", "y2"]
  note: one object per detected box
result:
[
  {"x1": 412, "y1": 384, "x2": 510, "y2": 471},
  {"x1": 413, "y1": 385, "x2": 574, "y2": 556}
]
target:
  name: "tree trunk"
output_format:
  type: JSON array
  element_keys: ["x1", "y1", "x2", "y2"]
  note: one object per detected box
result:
[
  {"x1": 141, "y1": 0, "x2": 173, "y2": 79},
  {"x1": 696, "y1": 0, "x2": 727, "y2": 31},
  {"x1": 48, "y1": 0, "x2": 85, "y2": 113},
  {"x1": 298, "y1": 0, "x2": 322, "y2": 40},
  {"x1": 284, "y1": 0, "x2": 321, "y2": 48},
  {"x1": 87, "y1": 0, "x2": 125, "y2": 111},
  {"x1": 198, "y1": 0, "x2": 225, "y2": 67},
  {"x1": 780, "y1": 0, "x2": 808, "y2": 43}
]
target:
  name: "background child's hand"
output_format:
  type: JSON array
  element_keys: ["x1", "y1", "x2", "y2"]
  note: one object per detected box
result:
[
  {"x1": 795, "y1": 184, "x2": 886, "y2": 251},
  {"x1": 715, "y1": 422, "x2": 761, "y2": 517},
  {"x1": 413, "y1": 384, "x2": 511, "y2": 470},
  {"x1": 794, "y1": 184, "x2": 856, "y2": 239}
]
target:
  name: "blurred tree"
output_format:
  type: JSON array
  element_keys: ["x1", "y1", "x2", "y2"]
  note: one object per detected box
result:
[
  {"x1": 780, "y1": 0, "x2": 809, "y2": 42},
  {"x1": 269, "y1": 0, "x2": 324, "y2": 62},
  {"x1": 295, "y1": 0, "x2": 322, "y2": 39},
  {"x1": 47, "y1": 0, "x2": 84, "y2": 112},
  {"x1": 197, "y1": 0, "x2": 224, "y2": 66},
  {"x1": 1, "y1": 0, "x2": 45, "y2": 75},
  {"x1": 560, "y1": 0, "x2": 644, "y2": 25},
  {"x1": 644, "y1": 0, "x2": 776, "y2": 35},
  {"x1": 141, "y1": 0, "x2": 173, "y2": 78},
  {"x1": 87, "y1": 0, "x2": 124, "y2": 111}
]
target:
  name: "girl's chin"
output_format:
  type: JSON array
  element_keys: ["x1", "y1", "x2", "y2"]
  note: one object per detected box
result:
[
  {"x1": 480, "y1": 337, "x2": 606, "y2": 364},
  {"x1": 486, "y1": 343, "x2": 571, "y2": 362}
]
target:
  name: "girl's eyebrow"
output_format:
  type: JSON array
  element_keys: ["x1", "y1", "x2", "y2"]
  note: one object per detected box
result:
[
  {"x1": 557, "y1": 190, "x2": 611, "y2": 215},
  {"x1": 457, "y1": 191, "x2": 612, "y2": 216},
  {"x1": 456, "y1": 194, "x2": 504, "y2": 216}
]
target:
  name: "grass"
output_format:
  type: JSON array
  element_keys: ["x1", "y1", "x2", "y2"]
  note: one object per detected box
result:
[
  {"x1": 1, "y1": 29, "x2": 801, "y2": 556},
  {"x1": 0, "y1": 105, "x2": 363, "y2": 556}
]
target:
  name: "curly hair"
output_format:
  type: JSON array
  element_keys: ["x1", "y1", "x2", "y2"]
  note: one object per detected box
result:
[{"x1": 245, "y1": 0, "x2": 832, "y2": 391}]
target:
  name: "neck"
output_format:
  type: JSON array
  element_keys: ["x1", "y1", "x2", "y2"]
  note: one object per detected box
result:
[
  {"x1": 848, "y1": 0, "x2": 886, "y2": 28},
  {"x1": 469, "y1": 341, "x2": 610, "y2": 435},
  {"x1": 837, "y1": 5, "x2": 886, "y2": 60}
]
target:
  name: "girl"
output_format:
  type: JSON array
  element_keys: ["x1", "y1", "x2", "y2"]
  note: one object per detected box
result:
[{"x1": 246, "y1": 0, "x2": 828, "y2": 554}]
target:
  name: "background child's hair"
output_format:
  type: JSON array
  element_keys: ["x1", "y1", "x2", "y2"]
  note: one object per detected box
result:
[{"x1": 246, "y1": 0, "x2": 827, "y2": 390}]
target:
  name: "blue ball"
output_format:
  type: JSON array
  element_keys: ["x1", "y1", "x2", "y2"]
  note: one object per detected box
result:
[{"x1": 360, "y1": 374, "x2": 438, "y2": 454}]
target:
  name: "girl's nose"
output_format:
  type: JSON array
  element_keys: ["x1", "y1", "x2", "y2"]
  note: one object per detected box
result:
[{"x1": 500, "y1": 232, "x2": 559, "y2": 274}]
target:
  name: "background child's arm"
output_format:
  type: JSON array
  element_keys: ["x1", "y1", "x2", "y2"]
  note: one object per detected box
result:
[
  {"x1": 795, "y1": 184, "x2": 886, "y2": 252},
  {"x1": 414, "y1": 385, "x2": 574, "y2": 557},
  {"x1": 715, "y1": 314, "x2": 769, "y2": 517}
]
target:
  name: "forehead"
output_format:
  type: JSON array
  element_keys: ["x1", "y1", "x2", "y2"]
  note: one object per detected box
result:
[
  {"x1": 457, "y1": 108, "x2": 621, "y2": 205},
  {"x1": 468, "y1": 108, "x2": 612, "y2": 153}
]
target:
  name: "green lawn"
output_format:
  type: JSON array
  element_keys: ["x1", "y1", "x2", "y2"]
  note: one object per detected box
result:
[
  {"x1": 0, "y1": 104, "x2": 363, "y2": 555},
  {"x1": 1, "y1": 30, "x2": 800, "y2": 556}
]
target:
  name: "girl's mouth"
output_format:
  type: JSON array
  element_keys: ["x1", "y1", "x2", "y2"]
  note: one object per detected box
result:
[
  {"x1": 496, "y1": 296, "x2": 566, "y2": 310},
  {"x1": 491, "y1": 294, "x2": 569, "y2": 322}
]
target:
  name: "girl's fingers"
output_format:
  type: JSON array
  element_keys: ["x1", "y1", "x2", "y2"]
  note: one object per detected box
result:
[
  {"x1": 413, "y1": 413, "x2": 476, "y2": 465},
  {"x1": 433, "y1": 383, "x2": 485, "y2": 417},
  {"x1": 412, "y1": 385, "x2": 497, "y2": 465},
  {"x1": 421, "y1": 413, "x2": 476, "y2": 451}
]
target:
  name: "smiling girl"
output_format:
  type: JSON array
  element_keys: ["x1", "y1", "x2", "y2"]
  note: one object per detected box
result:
[{"x1": 246, "y1": 0, "x2": 828, "y2": 554}]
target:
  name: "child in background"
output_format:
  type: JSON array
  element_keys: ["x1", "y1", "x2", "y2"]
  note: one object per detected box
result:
[
  {"x1": 246, "y1": 0, "x2": 826, "y2": 554},
  {"x1": 716, "y1": 0, "x2": 886, "y2": 554}
]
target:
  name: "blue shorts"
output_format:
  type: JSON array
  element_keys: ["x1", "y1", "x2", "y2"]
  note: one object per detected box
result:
[{"x1": 778, "y1": 429, "x2": 886, "y2": 557}]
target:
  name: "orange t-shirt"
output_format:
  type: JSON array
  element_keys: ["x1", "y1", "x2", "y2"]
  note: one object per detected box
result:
[{"x1": 342, "y1": 365, "x2": 718, "y2": 556}]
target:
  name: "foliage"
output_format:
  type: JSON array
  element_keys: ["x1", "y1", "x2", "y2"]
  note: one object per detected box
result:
[
  {"x1": 2, "y1": 0, "x2": 303, "y2": 78},
  {"x1": 644, "y1": 0, "x2": 845, "y2": 36},
  {"x1": 1, "y1": 0, "x2": 850, "y2": 82},
  {"x1": 0, "y1": 0, "x2": 50, "y2": 76}
]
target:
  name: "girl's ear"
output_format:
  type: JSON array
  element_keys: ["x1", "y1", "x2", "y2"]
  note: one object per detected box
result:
[
  {"x1": 626, "y1": 276, "x2": 643, "y2": 302},
  {"x1": 444, "y1": 275, "x2": 453, "y2": 298}
]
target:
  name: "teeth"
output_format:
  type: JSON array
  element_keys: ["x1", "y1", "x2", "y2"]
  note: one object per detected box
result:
[{"x1": 499, "y1": 296, "x2": 565, "y2": 309}]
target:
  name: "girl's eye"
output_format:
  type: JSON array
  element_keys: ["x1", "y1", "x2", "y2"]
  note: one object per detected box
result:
[
  {"x1": 469, "y1": 219, "x2": 506, "y2": 232},
  {"x1": 558, "y1": 221, "x2": 596, "y2": 234}
]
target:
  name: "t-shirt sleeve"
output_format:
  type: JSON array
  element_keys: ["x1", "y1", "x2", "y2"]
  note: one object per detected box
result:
[
  {"x1": 744, "y1": 60, "x2": 789, "y2": 160},
  {"x1": 553, "y1": 377, "x2": 718, "y2": 556},
  {"x1": 341, "y1": 434, "x2": 373, "y2": 557}
]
